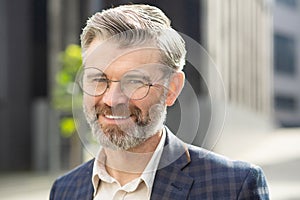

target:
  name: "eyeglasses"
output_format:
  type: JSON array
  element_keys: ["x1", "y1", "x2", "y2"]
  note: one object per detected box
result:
[{"x1": 78, "y1": 67, "x2": 161, "y2": 100}]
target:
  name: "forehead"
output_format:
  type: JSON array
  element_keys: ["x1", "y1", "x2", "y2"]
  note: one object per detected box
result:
[{"x1": 84, "y1": 39, "x2": 163, "y2": 76}]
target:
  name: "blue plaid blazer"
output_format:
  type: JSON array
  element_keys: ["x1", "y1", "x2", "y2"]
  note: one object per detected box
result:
[{"x1": 50, "y1": 127, "x2": 269, "y2": 199}]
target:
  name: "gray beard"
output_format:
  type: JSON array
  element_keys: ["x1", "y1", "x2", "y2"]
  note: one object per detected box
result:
[{"x1": 83, "y1": 102, "x2": 167, "y2": 151}]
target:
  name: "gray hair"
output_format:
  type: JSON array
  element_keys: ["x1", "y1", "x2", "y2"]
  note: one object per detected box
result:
[{"x1": 80, "y1": 4, "x2": 186, "y2": 71}]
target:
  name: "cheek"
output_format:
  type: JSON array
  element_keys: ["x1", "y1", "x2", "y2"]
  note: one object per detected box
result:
[
  {"x1": 83, "y1": 95, "x2": 99, "y2": 107},
  {"x1": 133, "y1": 91, "x2": 164, "y2": 114},
  {"x1": 146, "y1": 87, "x2": 165, "y2": 105}
]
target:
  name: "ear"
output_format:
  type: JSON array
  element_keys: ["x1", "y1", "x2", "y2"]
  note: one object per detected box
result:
[{"x1": 166, "y1": 71, "x2": 185, "y2": 106}]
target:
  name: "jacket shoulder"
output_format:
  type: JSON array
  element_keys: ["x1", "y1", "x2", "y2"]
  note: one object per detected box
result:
[
  {"x1": 188, "y1": 144, "x2": 252, "y2": 170},
  {"x1": 50, "y1": 159, "x2": 94, "y2": 200},
  {"x1": 186, "y1": 145, "x2": 269, "y2": 199}
]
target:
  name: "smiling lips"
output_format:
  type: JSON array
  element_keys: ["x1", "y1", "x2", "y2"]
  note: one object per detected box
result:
[
  {"x1": 99, "y1": 114, "x2": 134, "y2": 125},
  {"x1": 104, "y1": 115, "x2": 131, "y2": 120},
  {"x1": 95, "y1": 104, "x2": 141, "y2": 124}
]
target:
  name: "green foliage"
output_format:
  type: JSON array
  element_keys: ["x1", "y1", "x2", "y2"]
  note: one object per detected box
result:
[
  {"x1": 52, "y1": 44, "x2": 82, "y2": 137},
  {"x1": 53, "y1": 44, "x2": 82, "y2": 111},
  {"x1": 60, "y1": 117, "x2": 76, "y2": 138}
]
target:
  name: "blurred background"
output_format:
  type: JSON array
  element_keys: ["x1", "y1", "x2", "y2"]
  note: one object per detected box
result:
[{"x1": 0, "y1": 0, "x2": 299, "y2": 199}]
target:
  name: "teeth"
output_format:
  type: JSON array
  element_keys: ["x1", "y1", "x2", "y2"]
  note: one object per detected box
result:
[{"x1": 105, "y1": 115, "x2": 129, "y2": 120}]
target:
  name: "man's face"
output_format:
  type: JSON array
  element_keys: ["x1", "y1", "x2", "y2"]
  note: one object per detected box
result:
[{"x1": 82, "y1": 39, "x2": 170, "y2": 150}]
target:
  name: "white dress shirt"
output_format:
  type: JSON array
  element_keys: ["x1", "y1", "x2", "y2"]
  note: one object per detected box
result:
[{"x1": 92, "y1": 128, "x2": 166, "y2": 200}]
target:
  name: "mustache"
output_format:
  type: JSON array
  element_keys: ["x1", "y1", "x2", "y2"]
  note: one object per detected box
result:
[{"x1": 95, "y1": 104, "x2": 148, "y2": 125}]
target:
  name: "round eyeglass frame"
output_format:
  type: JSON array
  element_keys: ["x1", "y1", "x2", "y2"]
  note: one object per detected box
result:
[{"x1": 77, "y1": 67, "x2": 159, "y2": 100}]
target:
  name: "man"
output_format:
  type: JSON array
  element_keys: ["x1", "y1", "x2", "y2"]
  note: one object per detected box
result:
[{"x1": 50, "y1": 4, "x2": 269, "y2": 199}]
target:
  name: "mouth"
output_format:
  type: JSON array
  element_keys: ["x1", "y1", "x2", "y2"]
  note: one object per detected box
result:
[
  {"x1": 97, "y1": 113, "x2": 134, "y2": 124},
  {"x1": 94, "y1": 104, "x2": 140, "y2": 124},
  {"x1": 104, "y1": 115, "x2": 131, "y2": 120}
]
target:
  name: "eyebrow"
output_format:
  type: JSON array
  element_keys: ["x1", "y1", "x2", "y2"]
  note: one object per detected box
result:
[{"x1": 85, "y1": 72, "x2": 106, "y2": 79}]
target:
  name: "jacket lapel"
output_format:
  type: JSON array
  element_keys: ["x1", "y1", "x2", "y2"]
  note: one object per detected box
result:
[
  {"x1": 76, "y1": 159, "x2": 95, "y2": 200},
  {"x1": 151, "y1": 128, "x2": 194, "y2": 200}
]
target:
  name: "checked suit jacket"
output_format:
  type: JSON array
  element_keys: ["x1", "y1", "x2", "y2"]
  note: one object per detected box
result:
[{"x1": 50, "y1": 127, "x2": 269, "y2": 199}]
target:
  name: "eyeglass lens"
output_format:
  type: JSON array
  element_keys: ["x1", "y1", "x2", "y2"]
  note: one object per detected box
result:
[{"x1": 79, "y1": 67, "x2": 152, "y2": 100}]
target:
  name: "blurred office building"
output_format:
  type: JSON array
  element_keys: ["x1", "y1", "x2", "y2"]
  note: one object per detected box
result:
[
  {"x1": 204, "y1": 0, "x2": 274, "y2": 137},
  {"x1": 273, "y1": 0, "x2": 300, "y2": 127}
]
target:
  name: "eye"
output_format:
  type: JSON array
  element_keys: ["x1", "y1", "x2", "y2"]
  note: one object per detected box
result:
[
  {"x1": 127, "y1": 79, "x2": 146, "y2": 85},
  {"x1": 123, "y1": 77, "x2": 150, "y2": 88}
]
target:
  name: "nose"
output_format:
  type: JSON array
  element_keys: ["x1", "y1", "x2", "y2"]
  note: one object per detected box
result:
[{"x1": 101, "y1": 81, "x2": 129, "y2": 106}]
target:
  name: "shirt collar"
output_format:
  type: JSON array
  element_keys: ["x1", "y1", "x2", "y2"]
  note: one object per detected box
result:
[
  {"x1": 92, "y1": 127, "x2": 166, "y2": 197},
  {"x1": 141, "y1": 128, "x2": 166, "y2": 194}
]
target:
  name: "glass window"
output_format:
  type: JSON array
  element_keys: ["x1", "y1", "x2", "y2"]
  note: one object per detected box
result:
[
  {"x1": 276, "y1": 0, "x2": 297, "y2": 8},
  {"x1": 274, "y1": 34, "x2": 296, "y2": 74},
  {"x1": 275, "y1": 95, "x2": 297, "y2": 111}
]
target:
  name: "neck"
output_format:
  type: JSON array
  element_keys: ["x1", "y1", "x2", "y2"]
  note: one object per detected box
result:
[{"x1": 104, "y1": 130, "x2": 163, "y2": 185}]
